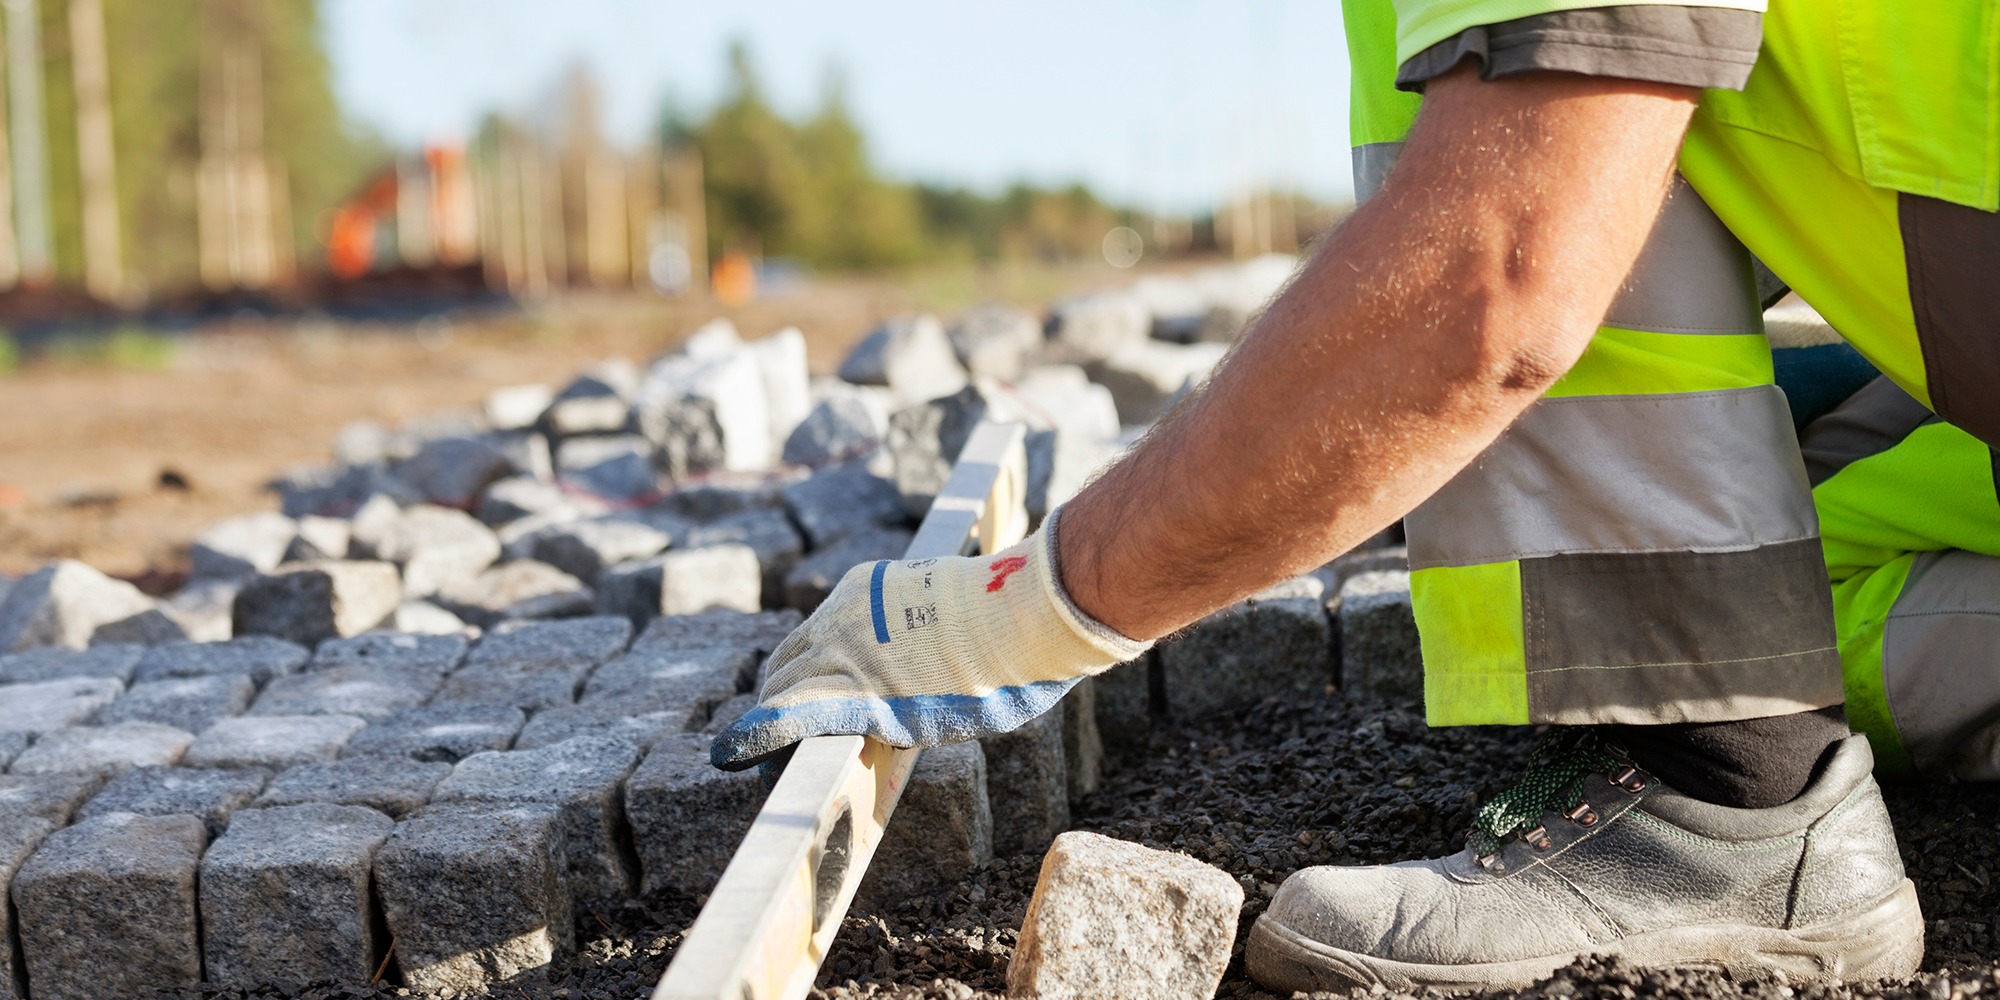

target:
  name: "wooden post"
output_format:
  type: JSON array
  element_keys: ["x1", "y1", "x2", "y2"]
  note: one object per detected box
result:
[
  {"x1": 0, "y1": 16, "x2": 22, "y2": 290},
  {"x1": 68, "y1": 0, "x2": 122, "y2": 301},
  {"x1": 4, "y1": 0, "x2": 51, "y2": 285}
]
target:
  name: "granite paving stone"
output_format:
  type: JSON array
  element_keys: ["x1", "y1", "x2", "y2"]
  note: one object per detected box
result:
[
  {"x1": 983, "y1": 707, "x2": 1069, "y2": 858},
  {"x1": 1094, "y1": 653, "x2": 1158, "y2": 747},
  {"x1": 200, "y1": 803, "x2": 396, "y2": 987},
  {"x1": 249, "y1": 663, "x2": 441, "y2": 721},
  {"x1": 88, "y1": 607, "x2": 189, "y2": 646},
  {"x1": 1158, "y1": 581, "x2": 1333, "y2": 716},
  {"x1": 784, "y1": 527, "x2": 913, "y2": 613},
  {"x1": 98, "y1": 674, "x2": 256, "y2": 733},
  {"x1": 626, "y1": 733, "x2": 765, "y2": 896},
  {"x1": 341, "y1": 703, "x2": 525, "y2": 763},
  {"x1": 434, "y1": 736, "x2": 642, "y2": 902},
  {"x1": 374, "y1": 802, "x2": 573, "y2": 993},
  {"x1": 0, "y1": 732, "x2": 23, "y2": 770},
  {"x1": 0, "y1": 772, "x2": 107, "y2": 825},
  {"x1": 433, "y1": 559, "x2": 595, "y2": 627},
  {"x1": 701, "y1": 693, "x2": 758, "y2": 734},
  {"x1": 582, "y1": 645, "x2": 756, "y2": 726},
  {"x1": 8, "y1": 722, "x2": 193, "y2": 775},
  {"x1": 0, "y1": 677, "x2": 123, "y2": 733},
  {"x1": 76, "y1": 764, "x2": 268, "y2": 836},
  {"x1": 385, "y1": 599, "x2": 475, "y2": 635},
  {"x1": 0, "y1": 642, "x2": 144, "y2": 684},
  {"x1": 232, "y1": 560, "x2": 404, "y2": 646},
  {"x1": 527, "y1": 517, "x2": 671, "y2": 582},
  {"x1": 434, "y1": 616, "x2": 632, "y2": 711},
  {"x1": 133, "y1": 636, "x2": 309, "y2": 687},
  {"x1": 858, "y1": 741, "x2": 992, "y2": 908},
  {"x1": 349, "y1": 503, "x2": 502, "y2": 597},
  {"x1": 631, "y1": 608, "x2": 801, "y2": 659},
  {"x1": 309, "y1": 631, "x2": 469, "y2": 677},
  {"x1": 681, "y1": 508, "x2": 803, "y2": 609},
  {"x1": 255, "y1": 754, "x2": 450, "y2": 818},
  {"x1": 0, "y1": 560, "x2": 154, "y2": 653},
  {"x1": 512, "y1": 703, "x2": 687, "y2": 752},
  {"x1": 656, "y1": 544, "x2": 762, "y2": 615},
  {"x1": 185, "y1": 715, "x2": 366, "y2": 769},
  {"x1": 1338, "y1": 569, "x2": 1424, "y2": 701},
  {"x1": 286, "y1": 514, "x2": 352, "y2": 562},
  {"x1": 780, "y1": 458, "x2": 908, "y2": 548},
  {"x1": 0, "y1": 816, "x2": 54, "y2": 1000},
  {"x1": 12, "y1": 812, "x2": 208, "y2": 1000},
  {"x1": 886, "y1": 384, "x2": 989, "y2": 518},
  {"x1": 1062, "y1": 678, "x2": 1103, "y2": 805},
  {"x1": 190, "y1": 511, "x2": 298, "y2": 580}
]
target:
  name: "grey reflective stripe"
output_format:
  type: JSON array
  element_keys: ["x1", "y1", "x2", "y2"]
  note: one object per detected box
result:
[
  {"x1": 1521, "y1": 539, "x2": 1844, "y2": 725},
  {"x1": 1604, "y1": 177, "x2": 1763, "y2": 336},
  {"x1": 1880, "y1": 550, "x2": 2000, "y2": 781},
  {"x1": 1407, "y1": 385, "x2": 1817, "y2": 570},
  {"x1": 1799, "y1": 376, "x2": 1937, "y2": 487},
  {"x1": 1351, "y1": 142, "x2": 1402, "y2": 204}
]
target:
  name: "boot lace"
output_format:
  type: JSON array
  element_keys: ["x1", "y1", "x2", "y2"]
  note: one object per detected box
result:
[{"x1": 1467, "y1": 728, "x2": 1622, "y2": 857}]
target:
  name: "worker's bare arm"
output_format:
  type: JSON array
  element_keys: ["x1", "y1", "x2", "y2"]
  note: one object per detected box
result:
[{"x1": 1059, "y1": 65, "x2": 1700, "y2": 640}]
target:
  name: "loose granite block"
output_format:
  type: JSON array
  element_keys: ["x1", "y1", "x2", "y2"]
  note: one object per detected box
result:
[
  {"x1": 435, "y1": 616, "x2": 632, "y2": 711},
  {"x1": 1337, "y1": 570, "x2": 1423, "y2": 701},
  {"x1": 657, "y1": 544, "x2": 762, "y2": 615},
  {"x1": 1007, "y1": 831, "x2": 1242, "y2": 1000},
  {"x1": 9, "y1": 722, "x2": 193, "y2": 775},
  {"x1": 1158, "y1": 584, "x2": 1333, "y2": 716},
  {"x1": 99, "y1": 674, "x2": 256, "y2": 733},
  {"x1": 133, "y1": 635, "x2": 309, "y2": 687},
  {"x1": 528, "y1": 517, "x2": 671, "y2": 582},
  {"x1": 250, "y1": 663, "x2": 442, "y2": 721},
  {"x1": 626, "y1": 733, "x2": 766, "y2": 896},
  {"x1": 342, "y1": 704, "x2": 525, "y2": 763},
  {"x1": 0, "y1": 817, "x2": 54, "y2": 1000},
  {"x1": 350, "y1": 504, "x2": 502, "y2": 597},
  {"x1": 0, "y1": 560, "x2": 153, "y2": 653},
  {"x1": 89, "y1": 607, "x2": 188, "y2": 646},
  {"x1": 0, "y1": 676, "x2": 123, "y2": 733},
  {"x1": 12, "y1": 812, "x2": 208, "y2": 1000},
  {"x1": 256, "y1": 755, "x2": 450, "y2": 818},
  {"x1": 434, "y1": 736, "x2": 642, "y2": 902},
  {"x1": 0, "y1": 772, "x2": 107, "y2": 824},
  {"x1": 0, "y1": 732, "x2": 23, "y2": 770},
  {"x1": 783, "y1": 527, "x2": 912, "y2": 613},
  {"x1": 233, "y1": 560, "x2": 404, "y2": 646},
  {"x1": 185, "y1": 715, "x2": 366, "y2": 770},
  {"x1": 434, "y1": 559, "x2": 596, "y2": 628},
  {"x1": 310, "y1": 631, "x2": 469, "y2": 677},
  {"x1": 858, "y1": 741, "x2": 992, "y2": 907},
  {"x1": 0, "y1": 642, "x2": 144, "y2": 684},
  {"x1": 76, "y1": 765, "x2": 268, "y2": 835},
  {"x1": 781, "y1": 458, "x2": 907, "y2": 548},
  {"x1": 190, "y1": 512, "x2": 298, "y2": 580},
  {"x1": 631, "y1": 608, "x2": 801, "y2": 658},
  {"x1": 982, "y1": 708, "x2": 1069, "y2": 858},
  {"x1": 681, "y1": 508, "x2": 804, "y2": 609},
  {"x1": 512, "y1": 703, "x2": 687, "y2": 752},
  {"x1": 201, "y1": 803, "x2": 396, "y2": 987},
  {"x1": 375, "y1": 803, "x2": 573, "y2": 993}
]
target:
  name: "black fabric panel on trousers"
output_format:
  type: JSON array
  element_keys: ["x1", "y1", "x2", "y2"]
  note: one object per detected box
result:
[
  {"x1": 1605, "y1": 705, "x2": 1849, "y2": 809},
  {"x1": 1901, "y1": 192, "x2": 2000, "y2": 449},
  {"x1": 1797, "y1": 376, "x2": 1937, "y2": 487},
  {"x1": 1521, "y1": 539, "x2": 1844, "y2": 722}
]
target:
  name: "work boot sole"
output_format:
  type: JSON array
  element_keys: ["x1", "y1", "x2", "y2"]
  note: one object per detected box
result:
[{"x1": 1246, "y1": 878, "x2": 1925, "y2": 994}]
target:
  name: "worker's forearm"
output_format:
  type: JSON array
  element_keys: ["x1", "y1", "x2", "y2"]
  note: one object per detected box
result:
[{"x1": 1057, "y1": 68, "x2": 1698, "y2": 641}]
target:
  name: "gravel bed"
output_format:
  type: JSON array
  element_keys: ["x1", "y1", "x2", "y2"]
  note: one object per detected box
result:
[{"x1": 142, "y1": 691, "x2": 2000, "y2": 1000}]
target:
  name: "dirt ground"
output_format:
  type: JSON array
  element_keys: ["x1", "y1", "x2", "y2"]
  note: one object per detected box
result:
[{"x1": 0, "y1": 260, "x2": 1156, "y2": 582}]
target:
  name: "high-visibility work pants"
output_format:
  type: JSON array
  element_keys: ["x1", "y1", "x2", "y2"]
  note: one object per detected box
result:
[{"x1": 1342, "y1": 0, "x2": 2000, "y2": 768}]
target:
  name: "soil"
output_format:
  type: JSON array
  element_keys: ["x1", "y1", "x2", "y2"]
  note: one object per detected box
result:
[{"x1": 138, "y1": 689, "x2": 2000, "y2": 1000}]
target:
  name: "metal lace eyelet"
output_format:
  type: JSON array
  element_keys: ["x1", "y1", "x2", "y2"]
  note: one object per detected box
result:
[
  {"x1": 1524, "y1": 825, "x2": 1552, "y2": 851},
  {"x1": 1565, "y1": 803, "x2": 1598, "y2": 827},
  {"x1": 1610, "y1": 766, "x2": 1639, "y2": 787},
  {"x1": 1623, "y1": 777, "x2": 1647, "y2": 793}
]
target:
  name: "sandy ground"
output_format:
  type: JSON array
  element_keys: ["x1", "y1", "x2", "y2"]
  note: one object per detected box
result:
[{"x1": 0, "y1": 260, "x2": 1157, "y2": 581}]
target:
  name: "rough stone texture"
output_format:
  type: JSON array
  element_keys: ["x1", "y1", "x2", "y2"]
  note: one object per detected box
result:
[
  {"x1": 9, "y1": 722, "x2": 193, "y2": 775},
  {"x1": 1063, "y1": 678, "x2": 1104, "y2": 805},
  {"x1": 12, "y1": 812, "x2": 209, "y2": 1000},
  {"x1": 374, "y1": 802, "x2": 573, "y2": 993},
  {"x1": 1005, "y1": 367, "x2": 1123, "y2": 521},
  {"x1": 837, "y1": 314, "x2": 969, "y2": 404},
  {"x1": 948, "y1": 303, "x2": 1043, "y2": 381},
  {"x1": 0, "y1": 772, "x2": 107, "y2": 825},
  {"x1": 1094, "y1": 654, "x2": 1157, "y2": 747},
  {"x1": 782, "y1": 458, "x2": 908, "y2": 548},
  {"x1": 478, "y1": 475, "x2": 603, "y2": 526},
  {"x1": 513, "y1": 703, "x2": 686, "y2": 752},
  {"x1": 887, "y1": 384, "x2": 990, "y2": 518},
  {"x1": 158, "y1": 579, "x2": 239, "y2": 642},
  {"x1": 350, "y1": 504, "x2": 502, "y2": 597},
  {"x1": 200, "y1": 803, "x2": 396, "y2": 987},
  {"x1": 626, "y1": 732, "x2": 765, "y2": 895},
  {"x1": 0, "y1": 560, "x2": 153, "y2": 652},
  {"x1": 586, "y1": 644, "x2": 755, "y2": 706},
  {"x1": 272, "y1": 460, "x2": 420, "y2": 519},
  {"x1": 1157, "y1": 581, "x2": 1333, "y2": 717},
  {"x1": 310, "y1": 631, "x2": 469, "y2": 677},
  {"x1": 1088, "y1": 339, "x2": 1229, "y2": 424},
  {"x1": 232, "y1": 560, "x2": 403, "y2": 646},
  {"x1": 0, "y1": 816, "x2": 53, "y2": 1000},
  {"x1": 785, "y1": 527, "x2": 913, "y2": 613},
  {"x1": 653, "y1": 474, "x2": 795, "y2": 522},
  {"x1": 435, "y1": 616, "x2": 632, "y2": 711},
  {"x1": 782, "y1": 394, "x2": 881, "y2": 467},
  {"x1": 185, "y1": 714, "x2": 366, "y2": 769},
  {"x1": 655, "y1": 543, "x2": 763, "y2": 615},
  {"x1": 0, "y1": 642, "x2": 144, "y2": 684},
  {"x1": 541, "y1": 362, "x2": 637, "y2": 437},
  {"x1": 433, "y1": 559, "x2": 595, "y2": 627},
  {"x1": 529, "y1": 518, "x2": 670, "y2": 581},
  {"x1": 682, "y1": 507, "x2": 804, "y2": 609},
  {"x1": 1328, "y1": 544, "x2": 1409, "y2": 588},
  {"x1": 250, "y1": 662, "x2": 443, "y2": 721},
  {"x1": 594, "y1": 554, "x2": 672, "y2": 626},
  {"x1": 701, "y1": 693, "x2": 758, "y2": 733},
  {"x1": 395, "y1": 434, "x2": 518, "y2": 508},
  {"x1": 134, "y1": 635, "x2": 310, "y2": 687},
  {"x1": 190, "y1": 511, "x2": 298, "y2": 580},
  {"x1": 342, "y1": 703, "x2": 525, "y2": 763},
  {"x1": 983, "y1": 708, "x2": 1070, "y2": 857},
  {"x1": 1006, "y1": 831, "x2": 1242, "y2": 1000},
  {"x1": 286, "y1": 514, "x2": 352, "y2": 562},
  {"x1": 0, "y1": 676, "x2": 123, "y2": 733},
  {"x1": 99, "y1": 674, "x2": 256, "y2": 734},
  {"x1": 632, "y1": 607, "x2": 802, "y2": 660},
  {"x1": 1045, "y1": 292, "x2": 1150, "y2": 364},
  {"x1": 859, "y1": 741, "x2": 992, "y2": 907},
  {"x1": 434, "y1": 736, "x2": 642, "y2": 901},
  {"x1": 754, "y1": 327, "x2": 813, "y2": 454},
  {"x1": 487, "y1": 383, "x2": 554, "y2": 431},
  {"x1": 76, "y1": 764, "x2": 268, "y2": 836},
  {"x1": 636, "y1": 338, "x2": 775, "y2": 477},
  {"x1": 556, "y1": 434, "x2": 659, "y2": 501},
  {"x1": 385, "y1": 599, "x2": 474, "y2": 635},
  {"x1": 1338, "y1": 570, "x2": 1423, "y2": 701},
  {"x1": 0, "y1": 731, "x2": 23, "y2": 770},
  {"x1": 89, "y1": 607, "x2": 188, "y2": 646},
  {"x1": 256, "y1": 754, "x2": 451, "y2": 818}
]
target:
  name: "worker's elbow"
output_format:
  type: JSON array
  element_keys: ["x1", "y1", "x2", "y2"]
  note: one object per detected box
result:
[{"x1": 1445, "y1": 300, "x2": 1596, "y2": 405}]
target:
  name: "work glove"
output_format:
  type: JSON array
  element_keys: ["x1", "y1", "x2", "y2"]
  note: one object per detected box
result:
[{"x1": 710, "y1": 511, "x2": 1150, "y2": 770}]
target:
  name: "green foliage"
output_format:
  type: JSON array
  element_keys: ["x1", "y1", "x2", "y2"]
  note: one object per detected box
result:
[
  {"x1": 39, "y1": 324, "x2": 176, "y2": 368},
  {"x1": 0, "y1": 334, "x2": 17, "y2": 374}
]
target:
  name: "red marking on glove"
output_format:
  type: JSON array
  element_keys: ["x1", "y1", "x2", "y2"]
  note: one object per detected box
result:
[{"x1": 986, "y1": 555, "x2": 1028, "y2": 593}]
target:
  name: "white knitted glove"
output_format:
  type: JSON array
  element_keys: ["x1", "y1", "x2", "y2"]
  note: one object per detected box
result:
[{"x1": 711, "y1": 512, "x2": 1149, "y2": 770}]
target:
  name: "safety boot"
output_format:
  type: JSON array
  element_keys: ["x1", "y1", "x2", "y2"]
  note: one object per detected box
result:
[{"x1": 1246, "y1": 732, "x2": 1923, "y2": 993}]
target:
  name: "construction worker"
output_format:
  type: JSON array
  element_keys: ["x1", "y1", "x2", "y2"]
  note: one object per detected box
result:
[{"x1": 718, "y1": 0, "x2": 1995, "y2": 989}]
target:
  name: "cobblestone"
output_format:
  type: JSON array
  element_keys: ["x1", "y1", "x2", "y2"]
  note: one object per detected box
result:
[
  {"x1": 99, "y1": 674, "x2": 256, "y2": 733},
  {"x1": 200, "y1": 803, "x2": 396, "y2": 987},
  {"x1": 0, "y1": 560, "x2": 153, "y2": 653},
  {"x1": 185, "y1": 714, "x2": 366, "y2": 769},
  {"x1": 341, "y1": 703, "x2": 525, "y2": 763},
  {"x1": 1338, "y1": 569, "x2": 1423, "y2": 701},
  {"x1": 232, "y1": 560, "x2": 404, "y2": 646},
  {"x1": 0, "y1": 677, "x2": 123, "y2": 733},
  {"x1": 309, "y1": 631, "x2": 469, "y2": 677},
  {"x1": 859, "y1": 741, "x2": 992, "y2": 907},
  {"x1": 434, "y1": 736, "x2": 642, "y2": 902},
  {"x1": 0, "y1": 772, "x2": 106, "y2": 825},
  {"x1": 256, "y1": 754, "x2": 450, "y2": 818},
  {"x1": 0, "y1": 816, "x2": 53, "y2": 1000},
  {"x1": 626, "y1": 732, "x2": 765, "y2": 896},
  {"x1": 133, "y1": 635, "x2": 309, "y2": 687},
  {"x1": 434, "y1": 616, "x2": 632, "y2": 711},
  {"x1": 434, "y1": 559, "x2": 595, "y2": 627},
  {"x1": 983, "y1": 707, "x2": 1069, "y2": 857},
  {"x1": 76, "y1": 764, "x2": 268, "y2": 836},
  {"x1": 0, "y1": 643, "x2": 144, "y2": 684},
  {"x1": 250, "y1": 662, "x2": 443, "y2": 720},
  {"x1": 9, "y1": 722, "x2": 194, "y2": 775},
  {"x1": 1158, "y1": 580, "x2": 1333, "y2": 716}
]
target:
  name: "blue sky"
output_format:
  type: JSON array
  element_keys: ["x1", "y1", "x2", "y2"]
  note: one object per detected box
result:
[{"x1": 321, "y1": 1, "x2": 1358, "y2": 211}]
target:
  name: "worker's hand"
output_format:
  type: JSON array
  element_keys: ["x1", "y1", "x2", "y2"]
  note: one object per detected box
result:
[{"x1": 710, "y1": 513, "x2": 1150, "y2": 771}]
